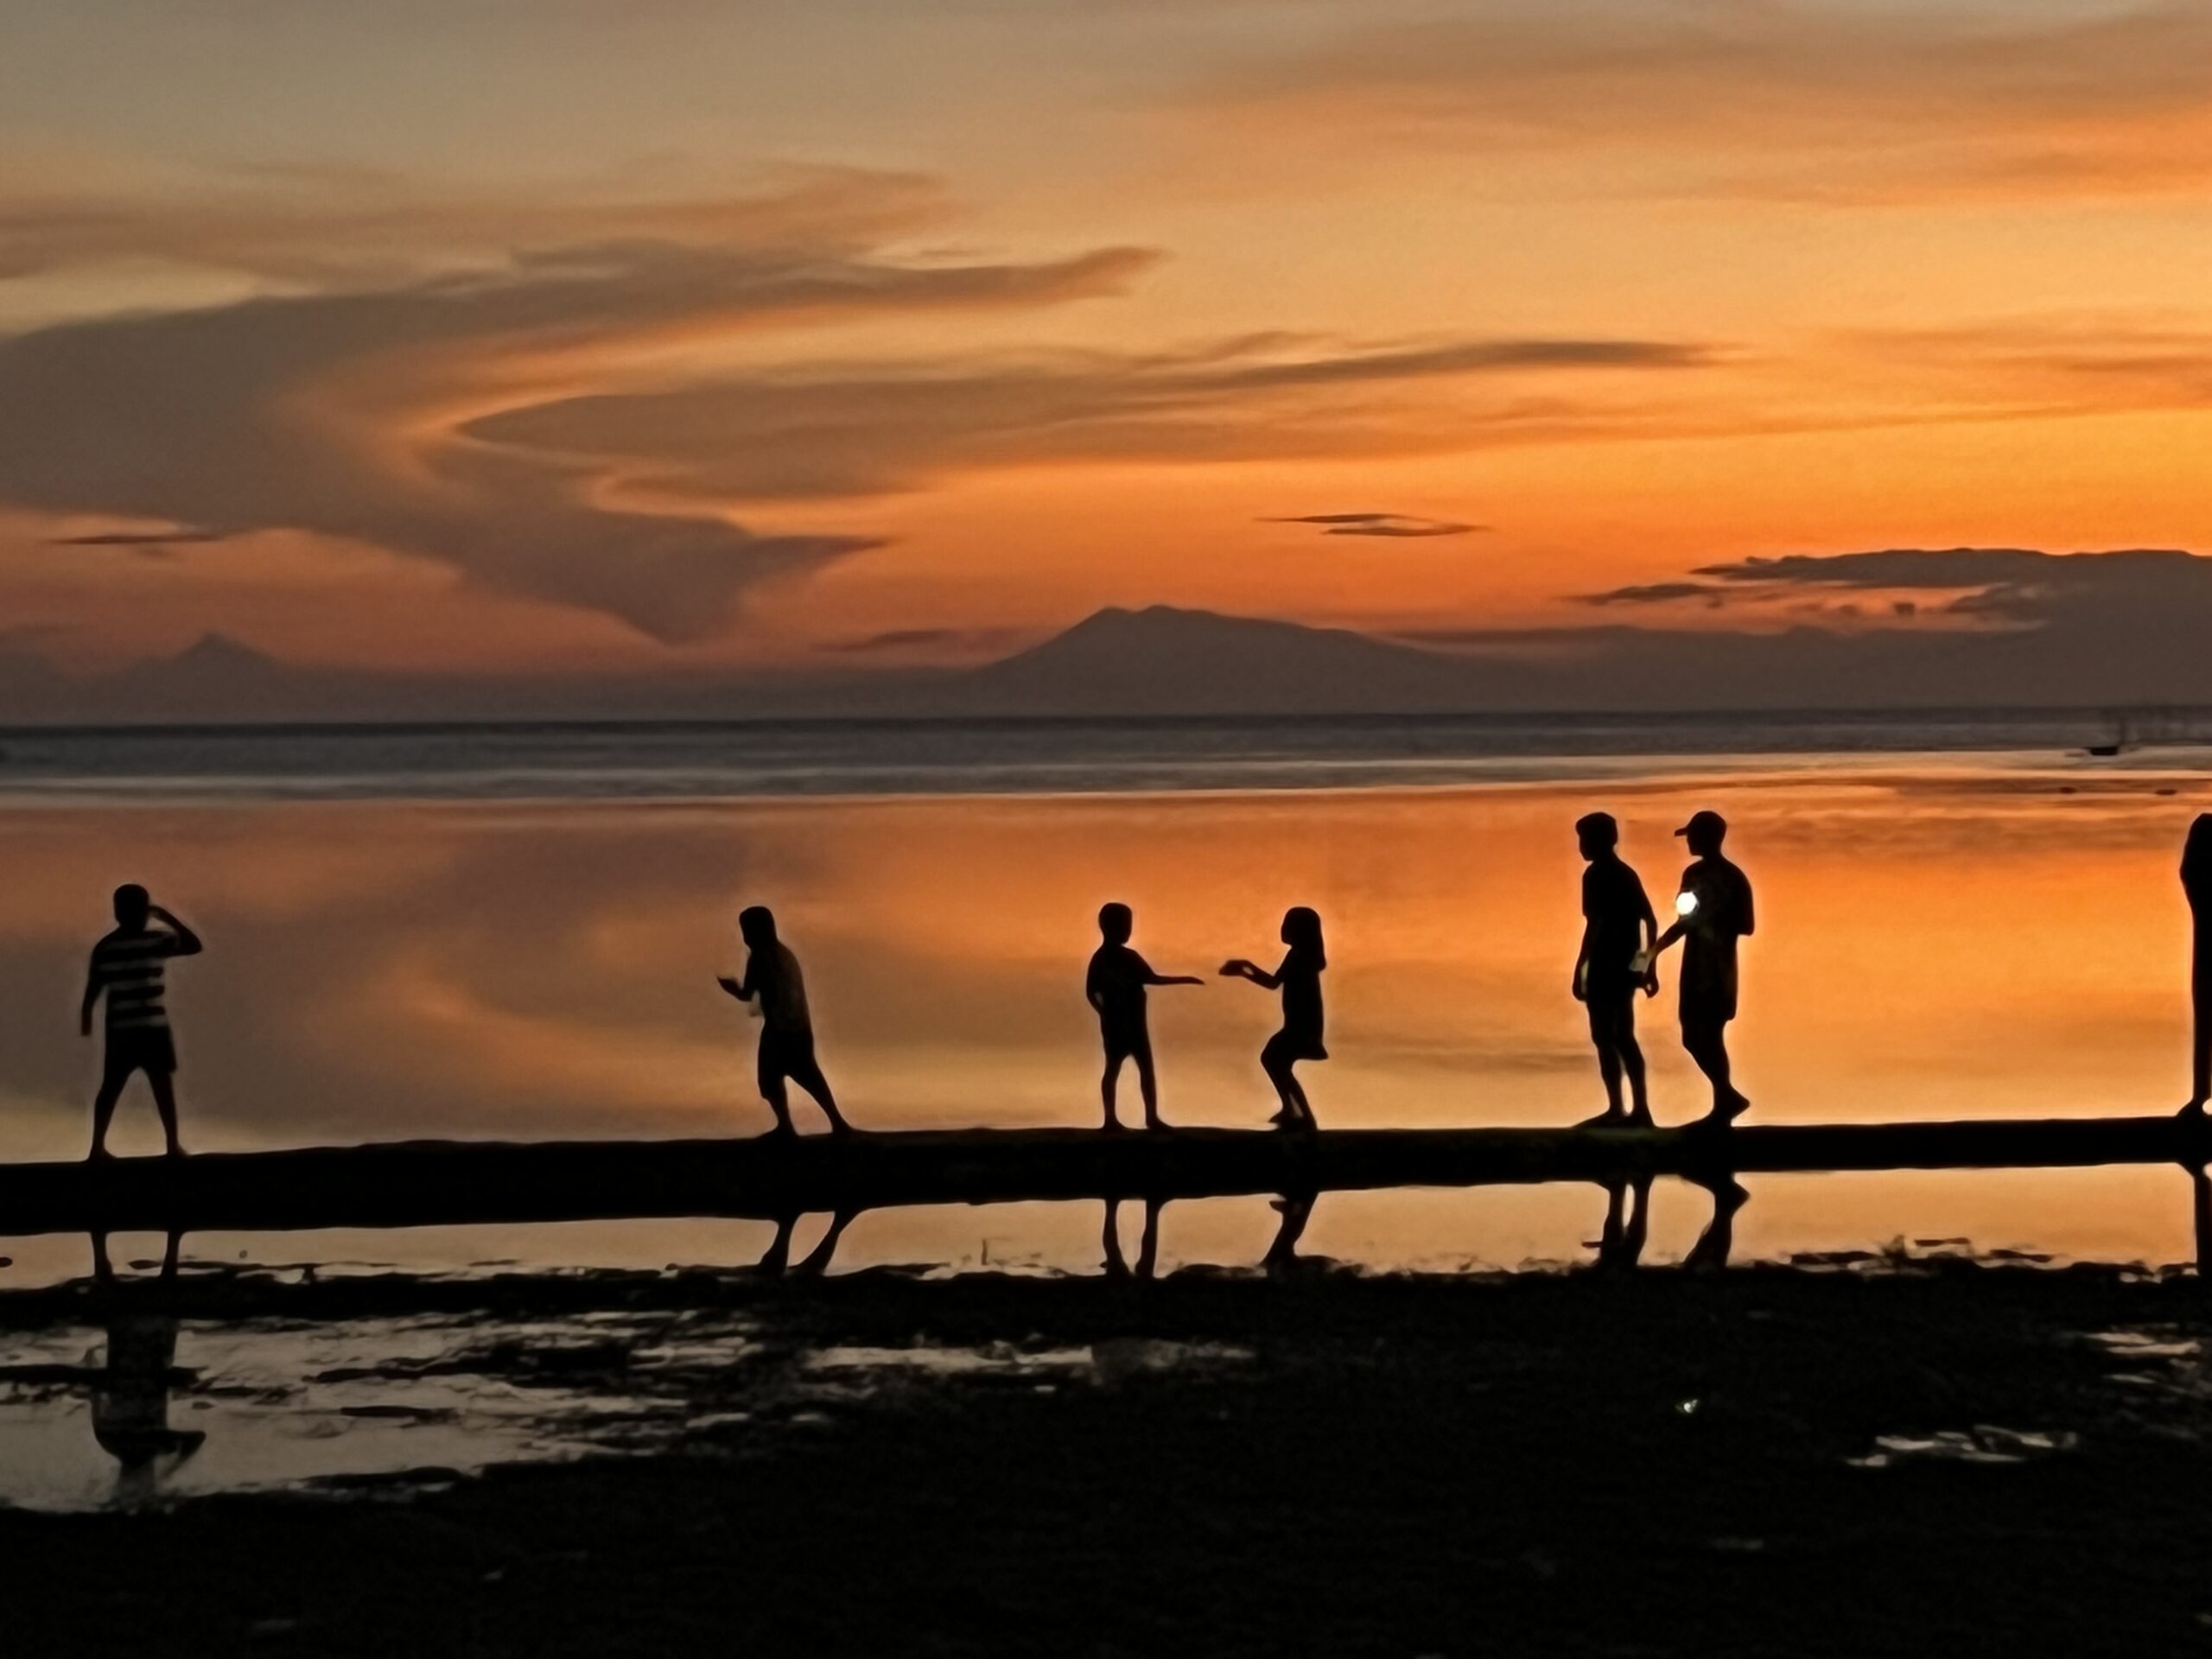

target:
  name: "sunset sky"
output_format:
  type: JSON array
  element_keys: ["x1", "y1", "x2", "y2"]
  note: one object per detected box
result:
[{"x1": 8, "y1": 0, "x2": 2212, "y2": 695}]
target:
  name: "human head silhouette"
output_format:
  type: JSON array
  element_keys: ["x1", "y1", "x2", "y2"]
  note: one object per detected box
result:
[
  {"x1": 1281, "y1": 906, "x2": 1325, "y2": 966},
  {"x1": 1574, "y1": 812, "x2": 1619, "y2": 861},
  {"x1": 738, "y1": 906, "x2": 779, "y2": 950},
  {"x1": 112, "y1": 885, "x2": 150, "y2": 930},
  {"x1": 1097, "y1": 902, "x2": 1133, "y2": 944},
  {"x1": 1675, "y1": 810, "x2": 1727, "y2": 857}
]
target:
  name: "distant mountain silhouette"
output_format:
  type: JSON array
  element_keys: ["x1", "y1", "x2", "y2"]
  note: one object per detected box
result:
[
  {"x1": 6, "y1": 599, "x2": 2209, "y2": 727},
  {"x1": 957, "y1": 605, "x2": 1484, "y2": 715}
]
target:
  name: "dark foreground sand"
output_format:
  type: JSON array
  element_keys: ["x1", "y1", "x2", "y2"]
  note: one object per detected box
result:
[{"x1": 7, "y1": 1259, "x2": 2212, "y2": 1656}]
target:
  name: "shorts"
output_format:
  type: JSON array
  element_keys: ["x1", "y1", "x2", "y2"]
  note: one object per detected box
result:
[
  {"x1": 105, "y1": 1027, "x2": 176, "y2": 1078},
  {"x1": 1100, "y1": 1024, "x2": 1153, "y2": 1065},
  {"x1": 1584, "y1": 979, "x2": 1637, "y2": 1046},
  {"x1": 1679, "y1": 983, "x2": 1738, "y2": 1029},
  {"x1": 757, "y1": 1028, "x2": 817, "y2": 1093},
  {"x1": 1262, "y1": 1029, "x2": 1328, "y2": 1067}
]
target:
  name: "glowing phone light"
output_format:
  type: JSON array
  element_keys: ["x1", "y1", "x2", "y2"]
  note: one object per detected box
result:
[{"x1": 1675, "y1": 891, "x2": 1700, "y2": 918}]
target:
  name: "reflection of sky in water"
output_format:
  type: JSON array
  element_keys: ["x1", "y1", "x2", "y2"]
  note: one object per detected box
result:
[{"x1": 0, "y1": 762, "x2": 2207, "y2": 1274}]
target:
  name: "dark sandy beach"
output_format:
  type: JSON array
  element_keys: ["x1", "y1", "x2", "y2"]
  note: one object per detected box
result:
[{"x1": 7, "y1": 1257, "x2": 2212, "y2": 1656}]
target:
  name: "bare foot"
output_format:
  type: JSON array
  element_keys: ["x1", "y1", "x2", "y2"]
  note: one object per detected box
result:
[
  {"x1": 1145, "y1": 1116, "x2": 1172, "y2": 1132},
  {"x1": 1576, "y1": 1111, "x2": 1629, "y2": 1129},
  {"x1": 1101, "y1": 1117, "x2": 1127, "y2": 1133}
]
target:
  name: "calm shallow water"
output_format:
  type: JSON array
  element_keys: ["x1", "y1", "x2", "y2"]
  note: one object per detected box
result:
[{"x1": 1, "y1": 746, "x2": 2208, "y2": 1275}]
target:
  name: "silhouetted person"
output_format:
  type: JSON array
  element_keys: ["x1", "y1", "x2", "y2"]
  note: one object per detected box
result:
[
  {"x1": 1087, "y1": 903, "x2": 1202, "y2": 1132},
  {"x1": 81, "y1": 886, "x2": 201, "y2": 1160},
  {"x1": 1572, "y1": 812, "x2": 1660, "y2": 1128},
  {"x1": 91, "y1": 1230, "x2": 203, "y2": 1504},
  {"x1": 1651, "y1": 811, "x2": 1755, "y2": 1125},
  {"x1": 2184, "y1": 815, "x2": 2212, "y2": 1116},
  {"x1": 1223, "y1": 906, "x2": 1328, "y2": 1129},
  {"x1": 718, "y1": 906, "x2": 851, "y2": 1137}
]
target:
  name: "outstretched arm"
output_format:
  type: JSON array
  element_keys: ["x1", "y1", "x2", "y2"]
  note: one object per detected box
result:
[
  {"x1": 149, "y1": 905, "x2": 201, "y2": 957},
  {"x1": 1221, "y1": 959, "x2": 1282, "y2": 989},
  {"x1": 1147, "y1": 971, "x2": 1205, "y2": 987}
]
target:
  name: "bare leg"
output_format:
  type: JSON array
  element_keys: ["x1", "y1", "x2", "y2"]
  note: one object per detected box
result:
[
  {"x1": 1101, "y1": 1053, "x2": 1125, "y2": 1129},
  {"x1": 787, "y1": 1058, "x2": 851, "y2": 1135},
  {"x1": 1618, "y1": 1032, "x2": 1653, "y2": 1126},
  {"x1": 1683, "y1": 1023, "x2": 1747, "y2": 1122},
  {"x1": 760, "y1": 1073, "x2": 796, "y2": 1137},
  {"x1": 1135, "y1": 1046, "x2": 1166, "y2": 1130},
  {"x1": 92, "y1": 1230, "x2": 115, "y2": 1284},
  {"x1": 89, "y1": 1065, "x2": 127, "y2": 1160},
  {"x1": 1262, "y1": 1046, "x2": 1300, "y2": 1127},
  {"x1": 147, "y1": 1071, "x2": 183, "y2": 1157},
  {"x1": 1596, "y1": 1044, "x2": 1625, "y2": 1117},
  {"x1": 1284, "y1": 1068, "x2": 1316, "y2": 1128}
]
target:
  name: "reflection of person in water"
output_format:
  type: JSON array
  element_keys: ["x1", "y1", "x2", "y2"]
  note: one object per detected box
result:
[
  {"x1": 1651, "y1": 811, "x2": 1756, "y2": 1125},
  {"x1": 1103, "y1": 1196, "x2": 1163, "y2": 1280},
  {"x1": 1684, "y1": 1176, "x2": 1748, "y2": 1270},
  {"x1": 1572, "y1": 813, "x2": 1660, "y2": 1128},
  {"x1": 91, "y1": 1230, "x2": 204, "y2": 1503},
  {"x1": 80, "y1": 885, "x2": 202, "y2": 1160},
  {"x1": 753, "y1": 1211, "x2": 855, "y2": 1278},
  {"x1": 718, "y1": 906, "x2": 852, "y2": 1138},
  {"x1": 1263, "y1": 1192, "x2": 1316, "y2": 1275},
  {"x1": 1595, "y1": 1175, "x2": 1652, "y2": 1271},
  {"x1": 1222, "y1": 907, "x2": 1328, "y2": 1130},
  {"x1": 1087, "y1": 904, "x2": 1203, "y2": 1133},
  {"x1": 2183, "y1": 816, "x2": 2212, "y2": 1116}
]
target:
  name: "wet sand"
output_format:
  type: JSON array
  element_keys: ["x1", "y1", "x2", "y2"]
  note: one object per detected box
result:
[{"x1": 7, "y1": 1259, "x2": 2212, "y2": 1656}]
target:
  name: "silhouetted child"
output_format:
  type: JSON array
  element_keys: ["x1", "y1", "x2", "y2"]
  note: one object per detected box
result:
[
  {"x1": 2184, "y1": 815, "x2": 2212, "y2": 1115},
  {"x1": 1572, "y1": 811, "x2": 1659, "y2": 1128},
  {"x1": 1086, "y1": 902, "x2": 1202, "y2": 1131},
  {"x1": 718, "y1": 906, "x2": 851, "y2": 1137},
  {"x1": 1223, "y1": 906, "x2": 1327, "y2": 1129},
  {"x1": 80, "y1": 885, "x2": 201, "y2": 1160},
  {"x1": 1651, "y1": 810, "x2": 1755, "y2": 1125}
]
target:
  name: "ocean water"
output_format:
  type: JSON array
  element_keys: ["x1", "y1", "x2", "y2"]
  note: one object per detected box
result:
[{"x1": 0, "y1": 708, "x2": 2199, "y2": 803}]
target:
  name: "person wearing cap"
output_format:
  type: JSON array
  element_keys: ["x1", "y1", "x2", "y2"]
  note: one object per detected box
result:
[
  {"x1": 1650, "y1": 810, "x2": 1755, "y2": 1124},
  {"x1": 1570, "y1": 811, "x2": 1660, "y2": 1128}
]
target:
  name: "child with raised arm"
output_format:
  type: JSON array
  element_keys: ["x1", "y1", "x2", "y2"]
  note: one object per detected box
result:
[
  {"x1": 1086, "y1": 902, "x2": 1203, "y2": 1132},
  {"x1": 1222, "y1": 906, "x2": 1327, "y2": 1130},
  {"x1": 81, "y1": 885, "x2": 201, "y2": 1160},
  {"x1": 717, "y1": 906, "x2": 852, "y2": 1138}
]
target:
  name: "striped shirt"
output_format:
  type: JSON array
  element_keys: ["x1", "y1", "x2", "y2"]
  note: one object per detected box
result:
[{"x1": 90, "y1": 928, "x2": 186, "y2": 1032}]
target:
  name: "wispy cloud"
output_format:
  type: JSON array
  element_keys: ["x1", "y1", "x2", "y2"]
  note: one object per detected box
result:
[
  {"x1": 1264, "y1": 512, "x2": 1483, "y2": 539},
  {"x1": 1190, "y1": 1, "x2": 2212, "y2": 204},
  {"x1": 461, "y1": 333, "x2": 1714, "y2": 501}
]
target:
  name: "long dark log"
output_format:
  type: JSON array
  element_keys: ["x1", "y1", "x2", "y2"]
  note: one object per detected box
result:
[{"x1": 0, "y1": 1116, "x2": 2198, "y2": 1238}]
